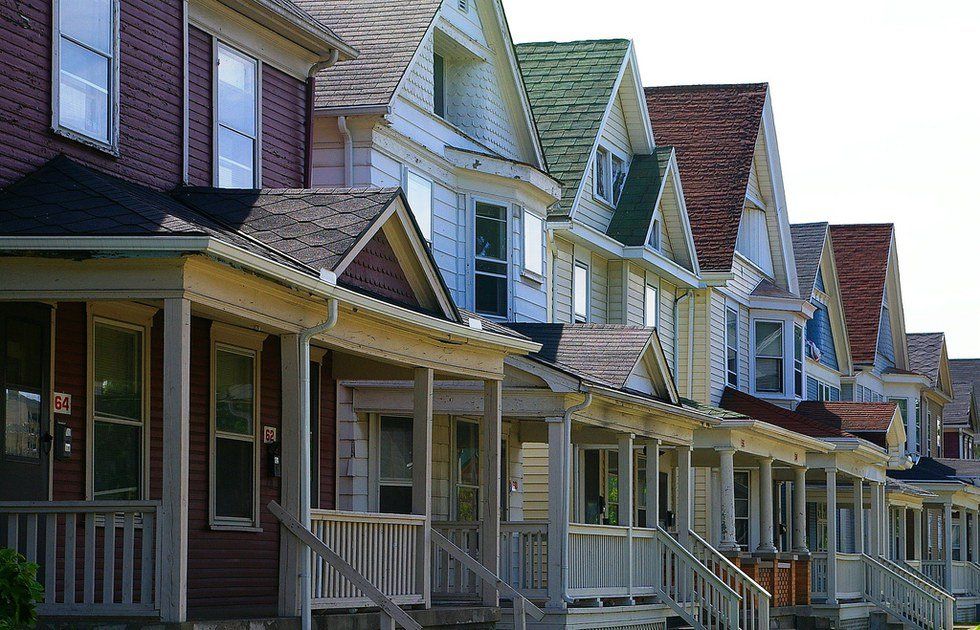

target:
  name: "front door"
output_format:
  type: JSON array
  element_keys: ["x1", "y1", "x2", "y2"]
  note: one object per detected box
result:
[{"x1": 0, "y1": 303, "x2": 51, "y2": 501}]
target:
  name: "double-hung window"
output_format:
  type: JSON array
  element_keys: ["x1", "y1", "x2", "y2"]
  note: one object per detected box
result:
[
  {"x1": 379, "y1": 416, "x2": 413, "y2": 514},
  {"x1": 406, "y1": 171, "x2": 433, "y2": 239},
  {"x1": 754, "y1": 320, "x2": 784, "y2": 393},
  {"x1": 92, "y1": 318, "x2": 146, "y2": 500},
  {"x1": 726, "y1": 307, "x2": 739, "y2": 387},
  {"x1": 522, "y1": 211, "x2": 544, "y2": 277},
  {"x1": 216, "y1": 43, "x2": 259, "y2": 188},
  {"x1": 794, "y1": 324, "x2": 804, "y2": 398},
  {"x1": 454, "y1": 419, "x2": 479, "y2": 520},
  {"x1": 645, "y1": 284, "x2": 658, "y2": 328},
  {"x1": 54, "y1": 0, "x2": 118, "y2": 149},
  {"x1": 475, "y1": 202, "x2": 509, "y2": 317},
  {"x1": 648, "y1": 219, "x2": 661, "y2": 250},
  {"x1": 573, "y1": 262, "x2": 589, "y2": 323}
]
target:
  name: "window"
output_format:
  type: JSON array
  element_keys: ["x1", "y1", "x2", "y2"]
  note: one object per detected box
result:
[
  {"x1": 216, "y1": 43, "x2": 259, "y2": 188},
  {"x1": 816, "y1": 380, "x2": 840, "y2": 402},
  {"x1": 474, "y1": 202, "x2": 508, "y2": 317},
  {"x1": 379, "y1": 416, "x2": 413, "y2": 514},
  {"x1": 523, "y1": 211, "x2": 544, "y2": 276},
  {"x1": 890, "y1": 396, "x2": 909, "y2": 432},
  {"x1": 645, "y1": 284, "x2": 658, "y2": 328},
  {"x1": 794, "y1": 324, "x2": 804, "y2": 398},
  {"x1": 454, "y1": 419, "x2": 479, "y2": 520},
  {"x1": 433, "y1": 52, "x2": 445, "y2": 118},
  {"x1": 212, "y1": 343, "x2": 259, "y2": 526},
  {"x1": 573, "y1": 262, "x2": 589, "y2": 323},
  {"x1": 606, "y1": 450, "x2": 620, "y2": 525},
  {"x1": 54, "y1": 0, "x2": 117, "y2": 148},
  {"x1": 734, "y1": 471, "x2": 750, "y2": 548},
  {"x1": 726, "y1": 307, "x2": 739, "y2": 387},
  {"x1": 611, "y1": 154, "x2": 627, "y2": 204},
  {"x1": 92, "y1": 320, "x2": 145, "y2": 500},
  {"x1": 593, "y1": 147, "x2": 628, "y2": 206},
  {"x1": 648, "y1": 219, "x2": 661, "y2": 250},
  {"x1": 754, "y1": 321, "x2": 784, "y2": 393},
  {"x1": 406, "y1": 171, "x2": 433, "y2": 239}
]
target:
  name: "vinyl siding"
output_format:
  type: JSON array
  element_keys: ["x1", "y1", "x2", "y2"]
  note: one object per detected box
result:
[
  {"x1": 576, "y1": 91, "x2": 632, "y2": 232},
  {"x1": 553, "y1": 236, "x2": 575, "y2": 323},
  {"x1": 260, "y1": 65, "x2": 307, "y2": 188},
  {"x1": 522, "y1": 442, "x2": 549, "y2": 520},
  {"x1": 607, "y1": 260, "x2": 625, "y2": 324},
  {"x1": 806, "y1": 300, "x2": 839, "y2": 371},
  {"x1": 589, "y1": 252, "x2": 608, "y2": 323},
  {"x1": 708, "y1": 290, "x2": 728, "y2": 405},
  {"x1": 186, "y1": 26, "x2": 213, "y2": 186}
]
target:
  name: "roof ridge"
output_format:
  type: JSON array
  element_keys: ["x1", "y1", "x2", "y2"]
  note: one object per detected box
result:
[
  {"x1": 644, "y1": 82, "x2": 769, "y2": 92},
  {"x1": 515, "y1": 37, "x2": 630, "y2": 47}
]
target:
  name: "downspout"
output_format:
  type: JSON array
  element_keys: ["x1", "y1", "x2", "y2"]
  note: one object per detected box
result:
[
  {"x1": 298, "y1": 296, "x2": 339, "y2": 630},
  {"x1": 337, "y1": 116, "x2": 353, "y2": 187},
  {"x1": 676, "y1": 290, "x2": 695, "y2": 397},
  {"x1": 560, "y1": 391, "x2": 592, "y2": 603},
  {"x1": 305, "y1": 50, "x2": 340, "y2": 187}
]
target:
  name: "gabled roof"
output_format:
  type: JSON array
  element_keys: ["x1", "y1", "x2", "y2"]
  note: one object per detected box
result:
[
  {"x1": 952, "y1": 359, "x2": 980, "y2": 393},
  {"x1": 885, "y1": 477, "x2": 937, "y2": 498},
  {"x1": 644, "y1": 83, "x2": 768, "y2": 271},
  {"x1": 505, "y1": 323, "x2": 677, "y2": 403},
  {"x1": 515, "y1": 39, "x2": 632, "y2": 217},
  {"x1": 751, "y1": 278, "x2": 798, "y2": 300},
  {"x1": 235, "y1": 0, "x2": 358, "y2": 59},
  {"x1": 907, "y1": 332, "x2": 946, "y2": 387},
  {"x1": 296, "y1": 0, "x2": 442, "y2": 109},
  {"x1": 719, "y1": 387, "x2": 854, "y2": 439},
  {"x1": 946, "y1": 381, "x2": 977, "y2": 429},
  {"x1": 790, "y1": 222, "x2": 828, "y2": 298},
  {"x1": 605, "y1": 148, "x2": 671, "y2": 245},
  {"x1": 828, "y1": 224, "x2": 894, "y2": 365}
]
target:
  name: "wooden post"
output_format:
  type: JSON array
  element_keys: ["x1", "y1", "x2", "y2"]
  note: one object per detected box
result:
[
  {"x1": 413, "y1": 368, "x2": 434, "y2": 607},
  {"x1": 944, "y1": 501, "x2": 954, "y2": 590},
  {"x1": 960, "y1": 507, "x2": 969, "y2": 563},
  {"x1": 793, "y1": 466, "x2": 808, "y2": 553},
  {"x1": 825, "y1": 467, "x2": 838, "y2": 606},
  {"x1": 480, "y1": 379, "x2": 502, "y2": 606},
  {"x1": 898, "y1": 506, "x2": 908, "y2": 561},
  {"x1": 618, "y1": 433, "x2": 634, "y2": 601},
  {"x1": 278, "y1": 334, "x2": 302, "y2": 616},
  {"x1": 876, "y1": 482, "x2": 886, "y2": 556},
  {"x1": 853, "y1": 479, "x2": 865, "y2": 555},
  {"x1": 717, "y1": 446, "x2": 738, "y2": 553},
  {"x1": 758, "y1": 457, "x2": 777, "y2": 554},
  {"x1": 546, "y1": 416, "x2": 569, "y2": 610},
  {"x1": 645, "y1": 439, "x2": 660, "y2": 529},
  {"x1": 914, "y1": 507, "x2": 923, "y2": 561},
  {"x1": 677, "y1": 445, "x2": 692, "y2": 548},
  {"x1": 973, "y1": 509, "x2": 980, "y2": 563},
  {"x1": 161, "y1": 298, "x2": 190, "y2": 623}
]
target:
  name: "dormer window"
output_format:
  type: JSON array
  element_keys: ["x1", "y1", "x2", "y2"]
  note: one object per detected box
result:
[
  {"x1": 648, "y1": 219, "x2": 661, "y2": 250},
  {"x1": 594, "y1": 147, "x2": 628, "y2": 206},
  {"x1": 736, "y1": 206, "x2": 775, "y2": 276},
  {"x1": 433, "y1": 52, "x2": 446, "y2": 118}
]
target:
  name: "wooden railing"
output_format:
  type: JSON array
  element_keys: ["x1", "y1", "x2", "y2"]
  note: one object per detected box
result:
[
  {"x1": 863, "y1": 554, "x2": 951, "y2": 630},
  {"x1": 956, "y1": 560, "x2": 980, "y2": 596},
  {"x1": 499, "y1": 521, "x2": 549, "y2": 600},
  {"x1": 811, "y1": 552, "x2": 829, "y2": 599},
  {"x1": 922, "y1": 560, "x2": 946, "y2": 590},
  {"x1": 432, "y1": 521, "x2": 480, "y2": 599},
  {"x1": 308, "y1": 509, "x2": 426, "y2": 609},
  {"x1": 689, "y1": 530, "x2": 771, "y2": 630},
  {"x1": 0, "y1": 501, "x2": 159, "y2": 617},
  {"x1": 567, "y1": 523, "x2": 632, "y2": 598},
  {"x1": 880, "y1": 557, "x2": 954, "y2": 629},
  {"x1": 900, "y1": 559, "x2": 947, "y2": 592},
  {"x1": 837, "y1": 553, "x2": 865, "y2": 600}
]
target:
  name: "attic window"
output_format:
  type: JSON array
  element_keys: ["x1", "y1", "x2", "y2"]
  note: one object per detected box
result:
[
  {"x1": 594, "y1": 147, "x2": 628, "y2": 206},
  {"x1": 433, "y1": 53, "x2": 446, "y2": 118},
  {"x1": 648, "y1": 219, "x2": 661, "y2": 250},
  {"x1": 457, "y1": 0, "x2": 468, "y2": 12}
]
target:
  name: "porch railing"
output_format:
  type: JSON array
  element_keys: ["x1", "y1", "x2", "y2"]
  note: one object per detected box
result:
[
  {"x1": 880, "y1": 556, "x2": 955, "y2": 629},
  {"x1": 689, "y1": 530, "x2": 771, "y2": 630},
  {"x1": 0, "y1": 501, "x2": 159, "y2": 617},
  {"x1": 922, "y1": 560, "x2": 946, "y2": 590},
  {"x1": 432, "y1": 521, "x2": 481, "y2": 599},
  {"x1": 499, "y1": 520, "x2": 548, "y2": 600},
  {"x1": 811, "y1": 552, "x2": 829, "y2": 599},
  {"x1": 837, "y1": 552, "x2": 865, "y2": 600},
  {"x1": 863, "y1": 554, "x2": 950, "y2": 630},
  {"x1": 308, "y1": 509, "x2": 426, "y2": 609}
]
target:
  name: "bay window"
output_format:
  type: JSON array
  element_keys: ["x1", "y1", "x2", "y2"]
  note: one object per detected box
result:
[
  {"x1": 216, "y1": 43, "x2": 259, "y2": 188},
  {"x1": 794, "y1": 324, "x2": 804, "y2": 398},
  {"x1": 379, "y1": 416, "x2": 413, "y2": 514},
  {"x1": 474, "y1": 202, "x2": 509, "y2": 317},
  {"x1": 406, "y1": 171, "x2": 433, "y2": 239},
  {"x1": 754, "y1": 320, "x2": 784, "y2": 393}
]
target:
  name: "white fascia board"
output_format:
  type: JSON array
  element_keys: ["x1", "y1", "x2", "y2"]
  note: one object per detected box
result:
[
  {"x1": 759, "y1": 91, "x2": 798, "y2": 296},
  {"x1": 622, "y1": 43, "x2": 654, "y2": 154},
  {"x1": 748, "y1": 295, "x2": 816, "y2": 317},
  {"x1": 587, "y1": 384, "x2": 721, "y2": 427},
  {"x1": 314, "y1": 104, "x2": 391, "y2": 117},
  {"x1": 444, "y1": 146, "x2": 561, "y2": 202},
  {"x1": 719, "y1": 419, "x2": 834, "y2": 453}
]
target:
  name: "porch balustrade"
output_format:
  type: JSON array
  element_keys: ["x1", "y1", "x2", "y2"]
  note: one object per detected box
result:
[
  {"x1": 689, "y1": 531, "x2": 770, "y2": 630},
  {"x1": 952, "y1": 560, "x2": 980, "y2": 596},
  {"x1": 0, "y1": 501, "x2": 159, "y2": 617},
  {"x1": 837, "y1": 552, "x2": 865, "y2": 600},
  {"x1": 499, "y1": 520, "x2": 549, "y2": 599},
  {"x1": 811, "y1": 553, "x2": 829, "y2": 598},
  {"x1": 431, "y1": 521, "x2": 481, "y2": 598},
  {"x1": 922, "y1": 560, "x2": 946, "y2": 590}
]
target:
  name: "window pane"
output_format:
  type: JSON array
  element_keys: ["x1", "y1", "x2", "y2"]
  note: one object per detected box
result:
[
  {"x1": 215, "y1": 437, "x2": 253, "y2": 519},
  {"x1": 380, "y1": 416, "x2": 413, "y2": 482},
  {"x1": 6, "y1": 319, "x2": 43, "y2": 388},
  {"x1": 726, "y1": 308, "x2": 739, "y2": 386},
  {"x1": 475, "y1": 274, "x2": 507, "y2": 317},
  {"x1": 93, "y1": 421, "x2": 140, "y2": 500},
  {"x1": 523, "y1": 212, "x2": 543, "y2": 275},
  {"x1": 433, "y1": 53, "x2": 445, "y2": 118},
  {"x1": 4, "y1": 389, "x2": 41, "y2": 459},
  {"x1": 475, "y1": 203, "x2": 507, "y2": 262},
  {"x1": 406, "y1": 172, "x2": 433, "y2": 238},
  {"x1": 756, "y1": 358, "x2": 783, "y2": 392},
  {"x1": 380, "y1": 485, "x2": 413, "y2": 515},
  {"x1": 611, "y1": 155, "x2": 627, "y2": 205},
  {"x1": 595, "y1": 148, "x2": 608, "y2": 201},
  {"x1": 215, "y1": 349, "x2": 255, "y2": 436},
  {"x1": 217, "y1": 46, "x2": 256, "y2": 136},
  {"x1": 574, "y1": 264, "x2": 588, "y2": 321},
  {"x1": 456, "y1": 486, "x2": 479, "y2": 521},
  {"x1": 217, "y1": 127, "x2": 255, "y2": 189},
  {"x1": 94, "y1": 323, "x2": 141, "y2": 421},
  {"x1": 456, "y1": 421, "x2": 479, "y2": 486},
  {"x1": 756, "y1": 321, "x2": 783, "y2": 357},
  {"x1": 645, "y1": 285, "x2": 658, "y2": 328},
  {"x1": 60, "y1": 0, "x2": 112, "y2": 53},
  {"x1": 59, "y1": 39, "x2": 109, "y2": 142}
]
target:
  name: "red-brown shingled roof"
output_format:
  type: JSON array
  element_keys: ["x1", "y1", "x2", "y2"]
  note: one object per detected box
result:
[
  {"x1": 644, "y1": 83, "x2": 768, "y2": 271},
  {"x1": 795, "y1": 401, "x2": 897, "y2": 448},
  {"x1": 828, "y1": 224, "x2": 894, "y2": 365},
  {"x1": 719, "y1": 388, "x2": 854, "y2": 439}
]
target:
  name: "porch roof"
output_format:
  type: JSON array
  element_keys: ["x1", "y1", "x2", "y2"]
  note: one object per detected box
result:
[
  {"x1": 719, "y1": 387, "x2": 854, "y2": 440},
  {"x1": 794, "y1": 401, "x2": 898, "y2": 447}
]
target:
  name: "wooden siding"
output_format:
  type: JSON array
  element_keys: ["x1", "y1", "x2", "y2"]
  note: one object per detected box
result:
[
  {"x1": 658, "y1": 280, "x2": 677, "y2": 369},
  {"x1": 339, "y1": 229, "x2": 421, "y2": 309},
  {"x1": 944, "y1": 431, "x2": 960, "y2": 459},
  {"x1": 318, "y1": 355, "x2": 336, "y2": 510},
  {"x1": 261, "y1": 65, "x2": 307, "y2": 188},
  {"x1": 552, "y1": 236, "x2": 574, "y2": 324},
  {"x1": 186, "y1": 26, "x2": 213, "y2": 187},
  {"x1": 589, "y1": 251, "x2": 608, "y2": 323},
  {"x1": 576, "y1": 91, "x2": 632, "y2": 232},
  {"x1": 0, "y1": 0, "x2": 184, "y2": 189},
  {"x1": 52, "y1": 303, "x2": 89, "y2": 501},
  {"x1": 521, "y1": 442, "x2": 549, "y2": 520}
]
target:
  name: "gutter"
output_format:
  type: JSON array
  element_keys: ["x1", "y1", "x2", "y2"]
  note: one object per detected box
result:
[
  {"x1": 337, "y1": 116, "x2": 353, "y2": 186},
  {"x1": 305, "y1": 51, "x2": 341, "y2": 187},
  {"x1": 559, "y1": 392, "x2": 592, "y2": 604}
]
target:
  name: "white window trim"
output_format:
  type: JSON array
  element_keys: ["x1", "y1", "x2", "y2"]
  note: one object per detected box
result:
[
  {"x1": 733, "y1": 469, "x2": 752, "y2": 550},
  {"x1": 521, "y1": 209, "x2": 545, "y2": 282},
  {"x1": 209, "y1": 323, "x2": 266, "y2": 531},
  {"x1": 592, "y1": 144, "x2": 630, "y2": 208},
  {"x1": 369, "y1": 413, "x2": 415, "y2": 514},
  {"x1": 725, "y1": 306, "x2": 739, "y2": 387},
  {"x1": 472, "y1": 197, "x2": 511, "y2": 319},
  {"x1": 85, "y1": 302, "x2": 155, "y2": 501},
  {"x1": 51, "y1": 0, "x2": 121, "y2": 155},
  {"x1": 644, "y1": 283, "x2": 659, "y2": 329},
  {"x1": 212, "y1": 38, "x2": 262, "y2": 188},
  {"x1": 752, "y1": 319, "x2": 785, "y2": 395},
  {"x1": 573, "y1": 259, "x2": 590, "y2": 323},
  {"x1": 403, "y1": 168, "x2": 434, "y2": 241},
  {"x1": 794, "y1": 324, "x2": 805, "y2": 399}
]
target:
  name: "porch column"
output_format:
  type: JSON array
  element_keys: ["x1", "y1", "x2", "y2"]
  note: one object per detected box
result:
[
  {"x1": 619, "y1": 434, "x2": 634, "y2": 527},
  {"x1": 413, "y1": 368, "x2": 434, "y2": 607},
  {"x1": 913, "y1": 507, "x2": 923, "y2": 561},
  {"x1": 758, "y1": 457, "x2": 777, "y2": 554},
  {"x1": 546, "y1": 416, "x2": 571, "y2": 610},
  {"x1": 944, "y1": 501, "x2": 954, "y2": 590},
  {"x1": 826, "y1": 468, "x2": 838, "y2": 606},
  {"x1": 480, "y1": 379, "x2": 502, "y2": 606},
  {"x1": 793, "y1": 466, "x2": 808, "y2": 554},
  {"x1": 960, "y1": 507, "x2": 969, "y2": 563},
  {"x1": 161, "y1": 297, "x2": 190, "y2": 623},
  {"x1": 877, "y1": 483, "x2": 887, "y2": 556},
  {"x1": 898, "y1": 506, "x2": 908, "y2": 562},
  {"x1": 973, "y1": 509, "x2": 979, "y2": 563},
  {"x1": 278, "y1": 334, "x2": 303, "y2": 617},
  {"x1": 677, "y1": 445, "x2": 692, "y2": 547},
  {"x1": 645, "y1": 439, "x2": 661, "y2": 528},
  {"x1": 717, "y1": 447, "x2": 739, "y2": 553},
  {"x1": 853, "y1": 478, "x2": 865, "y2": 555}
]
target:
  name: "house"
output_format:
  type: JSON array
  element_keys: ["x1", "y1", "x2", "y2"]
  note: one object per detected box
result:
[
  {"x1": 948, "y1": 360, "x2": 980, "y2": 458},
  {"x1": 907, "y1": 332, "x2": 957, "y2": 457}
]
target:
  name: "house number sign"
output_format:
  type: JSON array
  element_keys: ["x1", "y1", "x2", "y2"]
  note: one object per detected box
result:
[
  {"x1": 54, "y1": 392, "x2": 72, "y2": 415},
  {"x1": 263, "y1": 425, "x2": 277, "y2": 444}
]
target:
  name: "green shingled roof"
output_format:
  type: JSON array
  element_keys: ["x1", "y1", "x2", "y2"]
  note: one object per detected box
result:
[
  {"x1": 515, "y1": 39, "x2": 631, "y2": 218},
  {"x1": 605, "y1": 147, "x2": 673, "y2": 246}
]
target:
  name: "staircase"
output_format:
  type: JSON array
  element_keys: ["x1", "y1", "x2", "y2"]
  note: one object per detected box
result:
[
  {"x1": 688, "y1": 531, "x2": 771, "y2": 630},
  {"x1": 862, "y1": 554, "x2": 953, "y2": 630}
]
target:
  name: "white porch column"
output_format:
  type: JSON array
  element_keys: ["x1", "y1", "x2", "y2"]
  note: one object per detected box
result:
[
  {"x1": 161, "y1": 297, "x2": 190, "y2": 623},
  {"x1": 944, "y1": 501, "x2": 954, "y2": 590},
  {"x1": 619, "y1": 434, "x2": 634, "y2": 527},
  {"x1": 278, "y1": 334, "x2": 303, "y2": 617},
  {"x1": 877, "y1": 483, "x2": 887, "y2": 556},
  {"x1": 413, "y1": 368, "x2": 433, "y2": 607},
  {"x1": 973, "y1": 509, "x2": 980, "y2": 563},
  {"x1": 793, "y1": 466, "x2": 808, "y2": 554},
  {"x1": 914, "y1": 507, "x2": 923, "y2": 561},
  {"x1": 898, "y1": 506, "x2": 908, "y2": 561},
  {"x1": 826, "y1": 468, "x2": 838, "y2": 606},
  {"x1": 717, "y1": 447, "x2": 739, "y2": 553},
  {"x1": 959, "y1": 507, "x2": 969, "y2": 563},
  {"x1": 546, "y1": 416, "x2": 571, "y2": 610},
  {"x1": 758, "y1": 457, "x2": 777, "y2": 554},
  {"x1": 677, "y1": 445, "x2": 692, "y2": 547},
  {"x1": 480, "y1": 380, "x2": 502, "y2": 606},
  {"x1": 853, "y1": 478, "x2": 865, "y2": 555},
  {"x1": 645, "y1": 439, "x2": 661, "y2": 528}
]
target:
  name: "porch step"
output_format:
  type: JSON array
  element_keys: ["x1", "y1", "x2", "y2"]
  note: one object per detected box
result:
[
  {"x1": 869, "y1": 610, "x2": 912, "y2": 630},
  {"x1": 314, "y1": 606, "x2": 500, "y2": 630}
]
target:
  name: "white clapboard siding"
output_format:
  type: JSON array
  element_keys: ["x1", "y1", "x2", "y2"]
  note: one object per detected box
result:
[
  {"x1": 576, "y1": 90, "x2": 633, "y2": 233},
  {"x1": 552, "y1": 237, "x2": 574, "y2": 324},
  {"x1": 589, "y1": 251, "x2": 608, "y2": 323}
]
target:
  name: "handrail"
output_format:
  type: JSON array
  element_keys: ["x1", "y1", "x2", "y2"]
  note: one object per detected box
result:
[
  {"x1": 899, "y1": 559, "x2": 948, "y2": 592},
  {"x1": 430, "y1": 530, "x2": 545, "y2": 630},
  {"x1": 0, "y1": 500, "x2": 160, "y2": 513},
  {"x1": 688, "y1": 529, "x2": 770, "y2": 630},
  {"x1": 882, "y1": 558, "x2": 954, "y2": 602},
  {"x1": 862, "y1": 554, "x2": 949, "y2": 630},
  {"x1": 269, "y1": 502, "x2": 422, "y2": 630},
  {"x1": 657, "y1": 529, "x2": 742, "y2": 601}
]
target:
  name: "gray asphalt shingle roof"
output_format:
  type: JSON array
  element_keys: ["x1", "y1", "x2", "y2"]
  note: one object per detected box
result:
[
  {"x1": 952, "y1": 359, "x2": 980, "y2": 397},
  {"x1": 790, "y1": 222, "x2": 828, "y2": 298},
  {"x1": 907, "y1": 332, "x2": 946, "y2": 387},
  {"x1": 605, "y1": 148, "x2": 672, "y2": 246},
  {"x1": 946, "y1": 381, "x2": 976, "y2": 428}
]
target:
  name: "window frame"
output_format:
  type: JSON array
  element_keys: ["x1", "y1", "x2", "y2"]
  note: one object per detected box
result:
[
  {"x1": 433, "y1": 51, "x2": 446, "y2": 119},
  {"x1": 648, "y1": 218, "x2": 661, "y2": 251},
  {"x1": 51, "y1": 0, "x2": 121, "y2": 154},
  {"x1": 473, "y1": 199, "x2": 510, "y2": 319},
  {"x1": 573, "y1": 260, "x2": 590, "y2": 323},
  {"x1": 753, "y1": 319, "x2": 785, "y2": 394},
  {"x1": 593, "y1": 145, "x2": 630, "y2": 207},
  {"x1": 213, "y1": 39, "x2": 262, "y2": 189},
  {"x1": 209, "y1": 323, "x2": 265, "y2": 530},
  {"x1": 644, "y1": 283, "x2": 659, "y2": 328},
  {"x1": 373, "y1": 414, "x2": 415, "y2": 514},
  {"x1": 405, "y1": 169, "x2": 434, "y2": 240},
  {"x1": 726, "y1": 306, "x2": 739, "y2": 387},
  {"x1": 521, "y1": 210, "x2": 545, "y2": 280},
  {"x1": 794, "y1": 324, "x2": 804, "y2": 398},
  {"x1": 733, "y1": 469, "x2": 751, "y2": 549}
]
